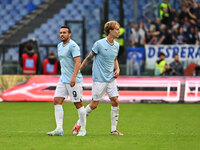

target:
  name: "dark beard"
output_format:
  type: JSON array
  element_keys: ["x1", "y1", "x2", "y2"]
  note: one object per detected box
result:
[{"x1": 61, "y1": 37, "x2": 69, "y2": 43}]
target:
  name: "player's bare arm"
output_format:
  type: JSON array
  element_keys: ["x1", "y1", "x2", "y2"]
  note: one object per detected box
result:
[
  {"x1": 71, "y1": 56, "x2": 81, "y2": 87},
  {"x1": 113, "y1": 57, "x2": 120, "y2": 78},
  {"x1": 80, "y1": 51, "x2": 95, "y2": 71}
]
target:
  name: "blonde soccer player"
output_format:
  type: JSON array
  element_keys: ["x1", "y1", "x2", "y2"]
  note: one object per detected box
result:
[{"x1": 72, "y1": 21, "x2": 123, "y2": 135}]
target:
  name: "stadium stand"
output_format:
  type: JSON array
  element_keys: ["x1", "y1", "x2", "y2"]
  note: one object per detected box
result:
[
  {"x1": 0, "y1": 0, "x2": 73, "y2": 44},
  {"x1": 18, "y1": 0, "x2": 136, "y2": 58},
  {"x1": 21, "y1": 0, "x2": 103, "y2": 55},
  {"x1": 0, "y1": 0, "x2": 44, "y2": 35}
]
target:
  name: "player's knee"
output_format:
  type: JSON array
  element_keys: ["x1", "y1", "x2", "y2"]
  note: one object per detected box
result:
[
  {"x1": 90, "y1": 102, "x2": 99, "y2": 110},
  {"x1": 74, "y1": 102, "x2": 83, "y2": 109},
  {"x1": 54, "y1": 97, "x2": 64, "y2": 105},
  {"x1": 90, "y1": 105, "x2": 97, "y2": 110},
  {"x1": 110, "y1": 97, "x2": 118, "y2": 107},
  {"x1": 112, "y1": 101, "x2": 118, "y2": 107},
  {"x1": 54, "y1": 100, "x2": 62, "y2": 105}
]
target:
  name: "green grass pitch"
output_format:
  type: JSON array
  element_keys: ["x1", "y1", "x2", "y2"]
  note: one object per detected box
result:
[{"x1": 0, "y1": 102, "x2": 199, "y2": 150}]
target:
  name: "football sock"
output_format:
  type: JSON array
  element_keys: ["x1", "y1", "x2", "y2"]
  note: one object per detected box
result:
[
  {"x1": 77, "y1": 104, "x2": 92, "y2": 126},
  {"x1": 54, "y1": 105, "x2": 63, "y2": 131},
  {"x1": 111, "y1": 106, "x2": 119, "y2": 132},
  {"x1": 85, "y1": 104, "x2": 93, "y2": 117},
  {"x1": 77, "y1": 106, "x2": 86, "y2": 130}
]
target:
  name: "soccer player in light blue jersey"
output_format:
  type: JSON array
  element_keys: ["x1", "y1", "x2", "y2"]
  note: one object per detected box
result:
[
  {"x1": 47, "y1": 26, "x2": 86, "y2": 136},
  {"x1": 72, "y1": 21, "x2": 123, "y2": 135}
]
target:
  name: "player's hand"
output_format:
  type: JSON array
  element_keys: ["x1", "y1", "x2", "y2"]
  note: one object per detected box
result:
[
  {"x1": 70, "y1": 76, "x2": 76, "y2": 87},
  {"x1": 113, "y1": 69, "x2": 120, "y2": 78}
]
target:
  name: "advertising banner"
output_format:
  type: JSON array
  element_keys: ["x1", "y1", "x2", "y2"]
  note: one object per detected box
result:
[
  {"x1": 0, "y1": 75, "x2": 181, "y2": 103},
  {"x1": 184, "y1": 78, "x2": 200, "y2": 103},
  {"x1": 0, "y1": 75, "x2": 199, "y2": 103},
  {"x1": 145, "y1": 45, "x2": 200, "y2": 69}
]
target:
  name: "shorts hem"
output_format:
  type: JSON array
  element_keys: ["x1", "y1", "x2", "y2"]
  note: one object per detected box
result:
[
  {"x1": 109, "y1": 95, "x2": 119, "y2": 99},
  {"x1": 92, "y1": 98, "x2": 102, "y2": 101}
]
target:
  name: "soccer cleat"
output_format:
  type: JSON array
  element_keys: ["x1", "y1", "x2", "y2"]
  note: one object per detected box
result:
[
  {"x1": 77, "y1": 129, "x2": 87, "y2": 136},
  {"x1": 72, "y1": 122, "x2": 81, "y2": 135},
  {"x1": 47, "y1": 129, "x2": 64, "y2": 136},
  {"x1": 111, "y1": 130, "x2": 123, "y2": 135}
]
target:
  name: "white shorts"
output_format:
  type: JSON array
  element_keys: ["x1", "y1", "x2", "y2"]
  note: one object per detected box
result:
[
  {"x1": 54, "y1": 82, "x2": 83, "y2": 103},
  {"x1": 92, "y1": 79, "x2": 119, "y2": 101}
]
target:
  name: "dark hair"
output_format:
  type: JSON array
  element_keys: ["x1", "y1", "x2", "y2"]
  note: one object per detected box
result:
[
  {"x1": 60, "y1": 25, "x2": 71, "y2": 33},
  {"x1": 49, "y1": 51, "x2": 55, "y2": 56},
  {"x1": 26, "y1": 43, "x2": 33, "y2": 51},
  {"x1": 159, "y1": 52, "x2": 165, "y2": 57},
  {"x1": 173, "y1": 53, "x2": 178, "y2": 57}
]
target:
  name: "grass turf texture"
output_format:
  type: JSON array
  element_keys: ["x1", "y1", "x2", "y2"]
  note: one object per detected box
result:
[{"x1": 0, "y1": 102, "x2": 199, "y2": 150}]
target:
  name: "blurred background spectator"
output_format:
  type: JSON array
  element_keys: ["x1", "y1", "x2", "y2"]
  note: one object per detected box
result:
[
  {"x1": 43, "y1": 51, "x2": 60, "y2": 75},
  {"x1": 154, "y1": 52, "x2": 167, "y2": 76},
  {"x1": 169, "y1": 53, "x2": 184, "y2": 76},
  {"x1": 160, "y1": 0, "x2": 173, "y2": 26},
  {"x1": 130, "y1": 22, "x2": 145, "y2": 47},
  {"x1": 194, "y1": 65, "x2": 200, "y2": 76},
  {"x1": 20, "y1": 43, "x2": 40, "y2": 75}
]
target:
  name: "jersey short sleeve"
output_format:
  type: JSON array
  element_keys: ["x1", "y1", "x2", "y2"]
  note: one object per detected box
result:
[
  {"x1": 92, "y1": 41, "x2": 99, "y2": 54},
  {"x1": 71, "y1": 44, "x2": 80, "y2": 58},
  {"x1": 57, "y1": 43, "x2": 61, "y2": 61}
]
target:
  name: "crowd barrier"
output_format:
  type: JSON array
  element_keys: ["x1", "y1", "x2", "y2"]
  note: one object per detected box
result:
[{"x1": 0, "y1": 75, "x2": 200, "y2": 103}]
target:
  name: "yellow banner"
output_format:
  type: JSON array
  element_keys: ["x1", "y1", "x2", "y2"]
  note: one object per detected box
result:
[{"x1": 0, "y1": 75, "x2": 34, "y2": 95}]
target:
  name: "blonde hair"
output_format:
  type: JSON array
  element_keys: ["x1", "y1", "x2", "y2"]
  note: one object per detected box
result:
[{"x1": 104, "y1": 21, "x2": 120, "y2": 36}]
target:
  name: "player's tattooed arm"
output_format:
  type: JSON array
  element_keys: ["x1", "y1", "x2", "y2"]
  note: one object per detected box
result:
[{"x1": 80, "y1": 51, "x2": 96, "y2": 71}]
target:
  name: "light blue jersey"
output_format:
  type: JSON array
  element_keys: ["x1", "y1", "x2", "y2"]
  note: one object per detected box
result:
[
  {"x1": 57, "y1": 39, "x2": 83, "y2": 84},
  {"x1": 92, "y1": 38, "x2": 119, "y2": 82}
]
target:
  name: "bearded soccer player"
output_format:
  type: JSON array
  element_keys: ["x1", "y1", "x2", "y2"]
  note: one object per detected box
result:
[{"x1": 47, "y1": 26, "x2": 86, "y2": 136}]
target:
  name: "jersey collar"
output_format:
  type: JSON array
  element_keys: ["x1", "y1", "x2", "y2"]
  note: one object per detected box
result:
[
  {"x1": 106, "y1": 38, "x2": 114, "y2": 46},
  {"x1": 62, "y1": 39, "x2": 71, "y2": 47}
]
